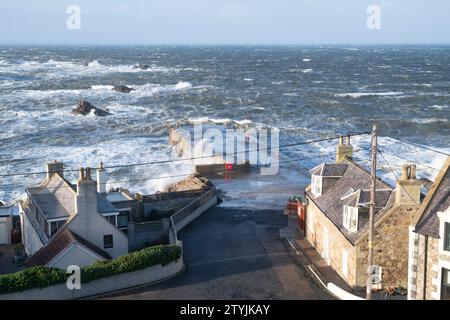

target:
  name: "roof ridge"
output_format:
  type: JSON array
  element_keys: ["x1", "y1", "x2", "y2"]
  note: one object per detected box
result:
[
  {"x1": 343, "y1": 157, "x2": 392, "y2": 190},
  {"x1": 412, "y1": 156, "x2": 450, "y2": 229}
]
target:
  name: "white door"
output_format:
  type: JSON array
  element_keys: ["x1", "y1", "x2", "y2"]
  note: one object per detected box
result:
[
  {"x1": 322, "y1": 227, "x2": 329, "y2": 263},
  {"x1": 0, "y1": 222, "x2": 7, "y2": 245}
]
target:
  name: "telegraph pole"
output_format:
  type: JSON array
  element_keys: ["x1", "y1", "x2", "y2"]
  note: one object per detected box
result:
[{"x1": 366, "y1": 124, "x2": 377, "y2": 300}]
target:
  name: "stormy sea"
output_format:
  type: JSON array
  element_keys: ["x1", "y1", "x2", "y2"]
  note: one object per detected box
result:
[{"x1": 0, "y1": 45, "x2": 449, "y2": 203}]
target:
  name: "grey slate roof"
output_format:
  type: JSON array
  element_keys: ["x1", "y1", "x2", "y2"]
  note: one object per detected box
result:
[
  {"x1": 97, "y1": 193, "x2": 118, "y2": 213},
  {"x1": 307, "y1": 159, "x2": 394, "y2": 244},
  {"x1": 27, "y1": 174, "x2": 76, "y2": 219},
  {"x1": 310, "y1": 163, "x2": 348, "y2": 177},
  {"x1": 414, "y1": 157, "x2": 450, "y2": 238},
  {"x1": 27, "y1": 174, "x2": 118, "y2": 219}
]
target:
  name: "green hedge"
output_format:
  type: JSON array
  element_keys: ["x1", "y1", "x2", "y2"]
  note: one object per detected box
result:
[{"x1": 0, "y1": 244, "x2": 182, "y2": 294}]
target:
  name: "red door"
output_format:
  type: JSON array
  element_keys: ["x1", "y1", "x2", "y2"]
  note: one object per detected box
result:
[{"x1": 297, "y1": 202, "x2": 306, "y2": 235}]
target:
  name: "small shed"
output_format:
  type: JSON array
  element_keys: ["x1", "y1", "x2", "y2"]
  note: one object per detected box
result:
[{"x1": 0, "y1": 206, "x2": 13, "y2": 245}]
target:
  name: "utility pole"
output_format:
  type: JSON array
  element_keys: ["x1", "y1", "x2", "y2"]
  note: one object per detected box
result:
[{"x1": 366, "y1": 124, "x2": 377, "y2": 300}]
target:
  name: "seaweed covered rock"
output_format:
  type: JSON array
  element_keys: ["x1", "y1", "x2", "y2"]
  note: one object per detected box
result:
[
  {"x1": 72, "y1": 99, "x2": 110, "y2": 116},
  {"x1": 112, "y1": 85, "x2": 134, "y2": 93}
]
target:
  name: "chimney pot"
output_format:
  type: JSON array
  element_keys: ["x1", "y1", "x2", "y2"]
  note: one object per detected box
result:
[
  {"x1": 401, "y1": 164, "x2": 409, "y2": 181},
  {"x1": 79, "y1": 168, "x2": 85, "y2": 180},
  {"x1": 339, "y1": 135, "x2": 344, "y2": 145},
  {"x1": 97, "y1": 163, "x2": 107, "y2": 193},
  {"x1": 410, "y1": 164, "x2": 417, "y2": 180},
  {"x1": 85, "y1": 167, "x2": 92, "y2": 180},
  {"x1": 345, "y1": 135, "x2": 351, "y2": 145}
]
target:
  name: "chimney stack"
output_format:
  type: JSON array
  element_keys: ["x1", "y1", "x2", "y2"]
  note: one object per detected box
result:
[
  {"x1": 336, "y1": 135, "x2": 353, "y2": 163},
  {"x1": 396, "y1": 164, "x2": 422, "y2": 206},
  {"x1": 75, "y1": 167, "x2": 97, "y2": 217},
  {"x1": 96, "y1": 162, "x2": 107, "y2": 193},
  {"x1": 46, "y1": 160, "x2": 64, "y2": 180}
]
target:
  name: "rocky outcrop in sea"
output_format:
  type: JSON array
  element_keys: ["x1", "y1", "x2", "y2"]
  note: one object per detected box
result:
[{"x1": 72, "y1": 99, "x2": 110, "y2": 116}]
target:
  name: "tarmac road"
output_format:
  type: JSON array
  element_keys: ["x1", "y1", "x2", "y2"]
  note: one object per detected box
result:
[{"x1": 104, "y1": 206, "x2": 330, "y2": 300}]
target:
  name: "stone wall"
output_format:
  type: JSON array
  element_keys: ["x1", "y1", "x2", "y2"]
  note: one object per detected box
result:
[
  {"x1": 411, "y1": 235, "x2": 450, "y2": 300},
  {"x1": 306, "y1": 200, "x2": 357, "y2": 287},
  {"x1": 307, "y1": 197, "x2": 418, "y2": 289},
  {"x1": 356, "y1": 205, "x2": 418, "y2": 288}
]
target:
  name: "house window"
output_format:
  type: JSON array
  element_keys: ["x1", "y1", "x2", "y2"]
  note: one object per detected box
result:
[
  {"x1": 342, "y1": 249, "x2": 348, "y2": 278},
  {"x1": 311, "y1": 175, "x2": 322, "y2": 196},
  {"x1": 117, "y1": 211, "x2": 129, "y2": 229},
  {"x1": 104, "y1": 214, "x2": 117, "y2": 226},
  {"x1": 343, "y1": 205, "x2": 358, "y2": 232},
  {"x1": 444, "y1": 223, "x2": 450, "y2": 252},
  {"x1": 103, "y1": 234, "x2": 113, "y2": 249},
  {"x1": 441, "y1": 268, "x2": 450, "y2": 300},
  {"x1": 49, "y1": 220, "x2": 66, "y2": 237}
]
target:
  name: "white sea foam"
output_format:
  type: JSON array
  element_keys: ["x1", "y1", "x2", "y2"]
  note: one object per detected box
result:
[
  {"x1": 187, "y1": 117, "x2": 253, "y2": 126},
  {"x1": 0, "y1": 59, "x2": 184, "y2": 80},
  {"x1": 335, "y1": 92, "x2": 404, "y2": 98},
  {"x1": 302, "y1": 58, "x2": 311, "y2": 62},
  {"x1": 91, "y1": 85, "x2": 114, "y2": 90},
  {"x1": 7, "y1": 81, "x2": 194, "y2": 102},
  {"x1": 87, "y1": 60, "x2": 101, "y2": 67},
  {"x1": 174, "y1": 81, "x2": 192, "y2": 90},
  {"x1": 411, "y1": 118, "x2": 447, "y2": 124},
  {"x1": 430, "y1": 104, "x2": 448, "y2": 110},
  {"x1": 301, "y1": 69, "x2": 313, "y2": 73}
]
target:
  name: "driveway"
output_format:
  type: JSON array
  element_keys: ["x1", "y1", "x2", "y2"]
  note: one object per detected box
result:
[{"x1": 105, "y1": 207, "x2": 330, "y2": 300}]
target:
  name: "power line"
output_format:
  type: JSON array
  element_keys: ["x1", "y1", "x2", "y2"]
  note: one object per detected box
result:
[
  {"x1": 377, "y1": 149, "x2": 421, "y2": 207},
  {"x1": 3, "y1": 146, "x2": 372, "y2": 192},
  {"x1": 394, "y1": 138, "x2": 450, "y2": 157},
  {"x1": 0, "y1": 131, "x2": 371, "y2": 178},
  {"x1": 377, "y1": 147, "x2": 444, "y2": 173}
]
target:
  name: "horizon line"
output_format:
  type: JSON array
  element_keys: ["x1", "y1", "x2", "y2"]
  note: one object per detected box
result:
[{"x1": 1, "y1": 42, "x2": 450, "y2": 46}]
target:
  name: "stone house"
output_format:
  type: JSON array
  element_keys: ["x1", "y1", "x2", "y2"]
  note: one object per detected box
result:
[
  {"x1": 19, "y1": 161, "x2": 135, "y2": 269},
  {"x1": 304, "y1": 136, "x2": 422, "y2": 290},
  {"x1": 407, "y1": 156, "x2": 450, "y2": 300}
]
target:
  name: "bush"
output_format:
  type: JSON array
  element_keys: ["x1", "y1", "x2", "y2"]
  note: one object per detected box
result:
[
  {"x1": 0, "y1": 266, "x2": 67, "y2": 294},
  {"x1": 81, "y1": 244, "x2": 182, "y2": 283},
  {"x1": 0, "y1": 244, "x2": 182, "y2": 294}
]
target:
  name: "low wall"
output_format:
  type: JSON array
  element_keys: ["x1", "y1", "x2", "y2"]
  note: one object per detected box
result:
[
  {"x1": 174, "y1": 196, "x2": 217, "y2": 232},
  {"x1": 127, "y1": 220, "x2": 168, "y2": 251},
  {"x1": 0, "y1": 258, "x2": 183, "y2": 300}
]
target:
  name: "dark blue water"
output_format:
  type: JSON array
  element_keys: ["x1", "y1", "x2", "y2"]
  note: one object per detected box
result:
[{"x1": 0, "y1": 45, "x2": 449, "y2": 201}]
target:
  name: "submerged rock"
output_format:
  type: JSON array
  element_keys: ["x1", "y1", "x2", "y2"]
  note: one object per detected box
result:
[
  {"x1": 166, "y1": 173, "x2": 214, "y2": 192},
  {"x1": 72, "y1": 99, "x2": 110, "y2": 116},
  {"x1": 112, "y1": 85, "x2": 134, "y2": 93},
  {"x1": 132, "y1": 63, "x2": 150, "y2": 70}
]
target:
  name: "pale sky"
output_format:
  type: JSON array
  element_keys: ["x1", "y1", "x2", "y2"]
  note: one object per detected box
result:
[{"x1": 0, "y1": 0, "x2": 449, "y2": 44}]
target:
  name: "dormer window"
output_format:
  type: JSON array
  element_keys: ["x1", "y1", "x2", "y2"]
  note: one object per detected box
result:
[
  {"x1": 343, "y1": 205, "x2": 358, "y2": 232},
  {"x1": 311, "y1": 175, "x2": 322, "y2": 196}
]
